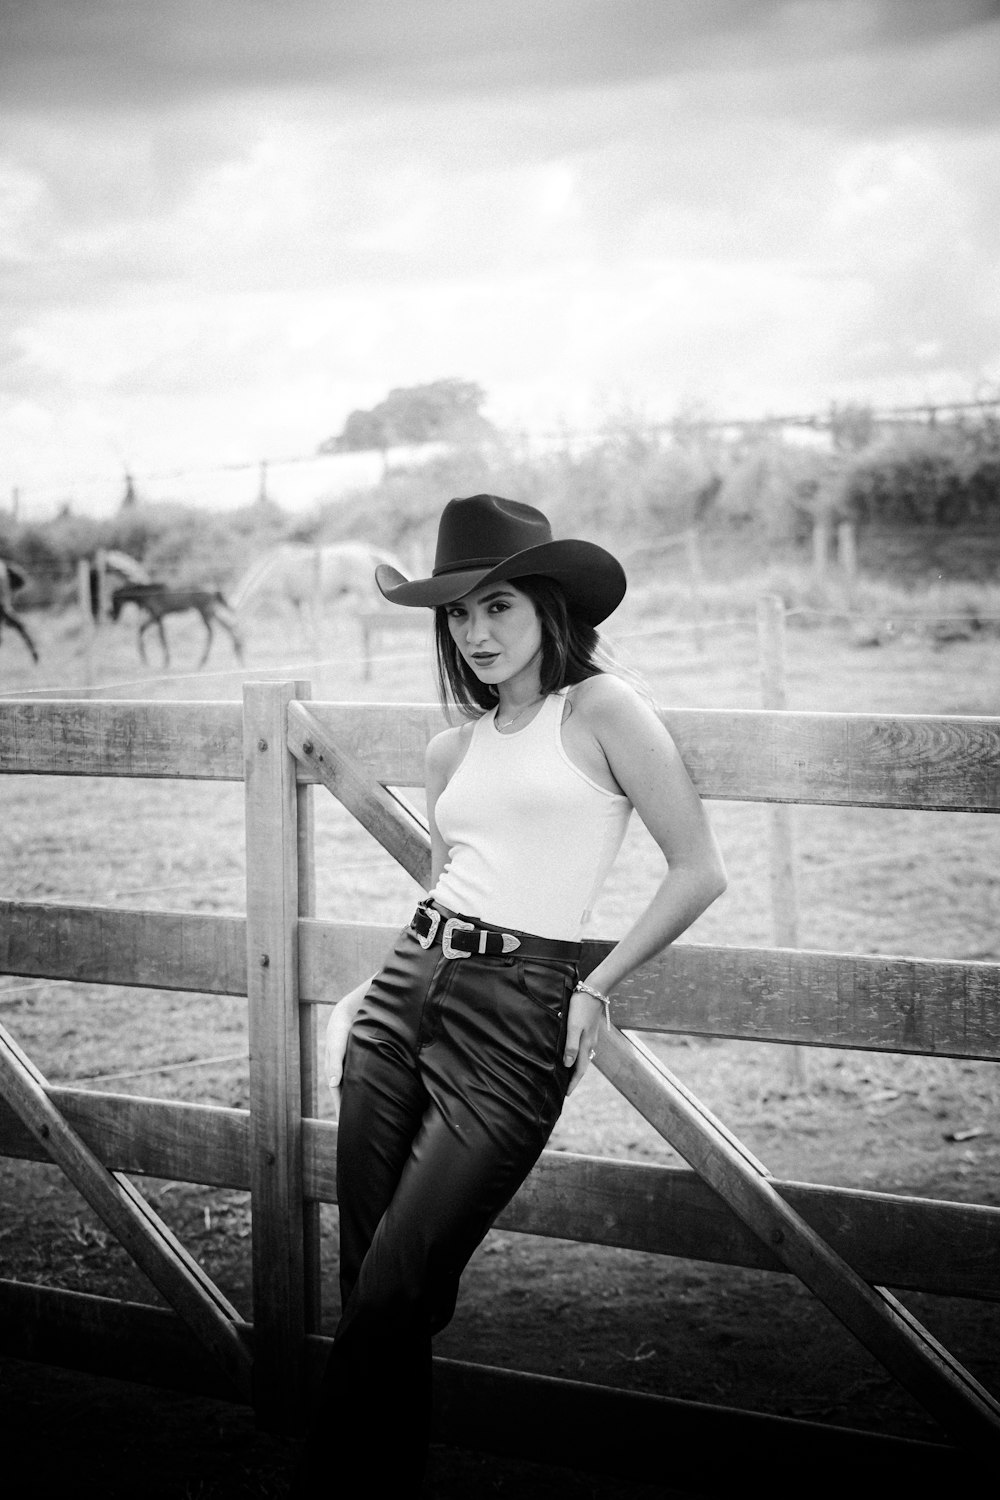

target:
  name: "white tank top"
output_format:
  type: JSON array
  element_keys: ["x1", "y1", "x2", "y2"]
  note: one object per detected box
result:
[{"x1": 431, "y1": 689, "x2": 632, "y2": 941}]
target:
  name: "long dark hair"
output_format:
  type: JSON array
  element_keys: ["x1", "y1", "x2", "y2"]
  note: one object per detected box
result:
[{"x1": 434, "y1": 574, "x2": 604, "y2": 716}]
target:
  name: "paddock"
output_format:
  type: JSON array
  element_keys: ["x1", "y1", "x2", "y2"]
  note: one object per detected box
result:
[{"x1": 1, "y1": 682, "x2": 998, "y2": 1491}]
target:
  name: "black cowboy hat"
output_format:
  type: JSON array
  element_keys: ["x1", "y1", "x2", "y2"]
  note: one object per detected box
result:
[{"x1": 375, "y1": 494, "x2": 626, "y2": 627}]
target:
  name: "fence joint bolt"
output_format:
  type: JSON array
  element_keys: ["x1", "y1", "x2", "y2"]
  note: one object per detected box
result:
[
  {"x1": 257, "y1": 737, "x2": 268, "y2": 751},
  {"x1": 260, "y1": 953, "x2": 270, "y2": 968}
]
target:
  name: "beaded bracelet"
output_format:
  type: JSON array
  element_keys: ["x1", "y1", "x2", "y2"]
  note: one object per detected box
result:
[{"x1": 574, "y1": 979, "x2": 612, "y2": 1029}]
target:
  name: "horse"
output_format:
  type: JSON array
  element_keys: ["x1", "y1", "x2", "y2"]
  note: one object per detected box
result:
[
  {"x1": 88, "y1": 550, "x2": 152, "y2": 621},
  {"x1": 110, "y1": 582, "x2": 245, "y2": 669},
  {"x1": 229, "y1": 541, "x2": 405, "y2": 620},
  {"x1": 0, "y1": 559, "x2": 39, "y2": 664}
]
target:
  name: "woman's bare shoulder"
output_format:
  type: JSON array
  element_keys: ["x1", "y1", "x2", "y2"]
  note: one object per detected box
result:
[
  {"x1": 569, "y1": 672, "x2": 654, "y2": 725},
  {"x1": 425, "y1": 719, "x2": 476, "y2": 779}
]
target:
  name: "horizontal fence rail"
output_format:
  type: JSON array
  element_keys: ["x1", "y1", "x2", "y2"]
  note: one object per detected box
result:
[
  {"x1": 1, "y1": 1089, "x2": 998, "y2": 1302},
  {"x1": 0, "y1": 1284, "x2": 979, "y2": 1490},
  {"x1": 3, "y1": 698, "x2": 1000, "y2": 808},
  {"x1": 4, "y1": 902, "x2": 999, "y2": 1059}
]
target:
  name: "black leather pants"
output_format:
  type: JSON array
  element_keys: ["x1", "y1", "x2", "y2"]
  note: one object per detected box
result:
[{"x1": 294, "y1": 915, "x2": 577, "y2": 1496}]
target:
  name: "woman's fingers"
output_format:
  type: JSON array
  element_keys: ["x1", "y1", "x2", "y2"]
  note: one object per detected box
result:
[
  {"x1": 564, "y1": 990, "x2": 602, "y2": 1076},
  {"x1": 564, "y1": 1000, "x2": 599, "y2": 1096},
  {"x1": 323, "y1": 974, "x2": 374, "y2": 1095},
  {"x1": 567, "y1": 1050, "x2": 590, "y2": 1096},
  {"x1": 325, "y1": 1006, "x2": 353, "y2": 1091}
]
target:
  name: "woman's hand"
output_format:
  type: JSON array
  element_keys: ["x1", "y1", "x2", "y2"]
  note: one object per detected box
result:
[
  {"x1": 324, "y1": 975, "x2": 374, "y2": 1117},
  {"x1": 563, "y1": 987, "x2": 605, "y2": 1095}
]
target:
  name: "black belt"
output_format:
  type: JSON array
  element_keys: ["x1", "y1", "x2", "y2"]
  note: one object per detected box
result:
[{"x1": 409, "y1": 901, "x2": 580, "y2": 963}]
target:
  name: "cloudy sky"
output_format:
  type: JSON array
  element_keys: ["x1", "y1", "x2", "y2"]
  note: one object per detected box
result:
[{"x1": 3, "y1": 0, "x2": 1000, "y2": 516}]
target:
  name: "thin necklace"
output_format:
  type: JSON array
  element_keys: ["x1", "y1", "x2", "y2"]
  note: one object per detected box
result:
[{"x1": 496, "y1": 694, "x2": 544, "y2": 731}]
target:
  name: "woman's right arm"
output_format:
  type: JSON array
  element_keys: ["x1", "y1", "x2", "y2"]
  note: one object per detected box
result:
[{"x1": 425, "y1": 724, "x2": 463, "y2": 888}]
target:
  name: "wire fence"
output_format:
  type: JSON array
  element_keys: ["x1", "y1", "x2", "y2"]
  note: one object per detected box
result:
[
  {"x1": 5, "y1": 599, "x2": 999, "y2": 701},
  {"x1": 6, "y1": 394, "x2": 1000, "y2": 515}
]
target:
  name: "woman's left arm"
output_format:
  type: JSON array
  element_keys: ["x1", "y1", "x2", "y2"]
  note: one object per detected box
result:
[
  {"x1": 585, "y1": 675, "x2": 726, "y2": 993},
  {"x1": 563, "y1": 675, "x2": 727, "y2": 1089}
]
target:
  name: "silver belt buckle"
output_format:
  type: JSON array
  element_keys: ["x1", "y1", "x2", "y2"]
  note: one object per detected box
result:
[
  {"x1": 441, "y1": 917, "x2": 474, "y2": 959},
  {"x1": 414, "y1": 906, "x2": 441, "y2": 950}
]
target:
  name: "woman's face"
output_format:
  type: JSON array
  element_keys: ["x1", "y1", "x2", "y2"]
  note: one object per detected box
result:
[{"x1": 445, "y1": 580, "x2": 543, "y2": 690}]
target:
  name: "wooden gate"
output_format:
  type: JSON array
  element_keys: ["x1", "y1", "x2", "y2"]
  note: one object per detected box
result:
[{"x1": 2, "y1": 683, "x2": 999, "y2": 1490}]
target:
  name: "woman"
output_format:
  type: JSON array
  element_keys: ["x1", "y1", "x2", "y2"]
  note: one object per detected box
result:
[{"x1": 293, "y1": 494, "x2": 726, "y2": 1494}]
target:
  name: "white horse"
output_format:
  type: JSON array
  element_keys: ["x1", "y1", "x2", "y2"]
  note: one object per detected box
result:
[
  {"x1": 230, "y1": 541, "x2": 404, "y2": 620},
  {"x1": 104, "y1": 549, "x2": 153, "y2": 584}
]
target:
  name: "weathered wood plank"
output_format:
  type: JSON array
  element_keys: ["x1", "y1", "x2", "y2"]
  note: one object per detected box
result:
[
  {"x1": 0, "y1": 1024, "x2": 253, "y2": 1400},
  {"x1": 661, "y1": 707, "x2": 1000, "y2": 811},
  {"x1": 298, "y1": 702, "x2": 1000, "y2": 808},
  {"x1": 3, "y1": 1089, "x2": 998, "y2": 1300},
  {"x1": 0, "y1": 900, "x2": 247, "y2": 995},
  {"x1": 596, "y1": 1026, "x2": 1000, "y2": 1452},
  {"x1": 496, "y1": 1150, "x2": 1000, "y2": 1302},
  {"x1": 0, "y1": 1087, "x2": 251, "y2": 1187},
  {"x1": 298, "y1": 919, "x2": 1000, "y2": 1060},
  {"x1": 5, "y1": 697, "x2": 999, "y2": 809},
  {"x1": 611, "y1": 940, "x2": 1000, "y2": 1060},
  {"x1": 3, "y1": 900, "x2": 998, "y2": 1059},
  {"x1": 0, "y1": 1282, "x2": 249, "y2": 1401},
  {"x1": 293, "y1": 699, "x2": 446, "y2": 785},
  {"x1": 0, "y1": 699, "x2": 244, "y2": 779},
  {"x1": 293, "y1": 681, "x2": 323, "y2": 1336},
  {"x1": 242, "y1": 682, "x2": 306, "y2": 1428},
  {"x1": 0, "y1": 1285, "x2": 969, "y2": 1485},
  {"x1": 286, "y1": 700, "x2": 433, "y2": 886},
  {"x1": 424, "y1": 1354, "x2": 974, "y2": 1489}
]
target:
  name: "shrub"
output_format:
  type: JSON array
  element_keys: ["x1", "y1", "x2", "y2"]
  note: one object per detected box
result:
[{"x1": 844, "y1": 421, "x2": 1000, "y2": 529}]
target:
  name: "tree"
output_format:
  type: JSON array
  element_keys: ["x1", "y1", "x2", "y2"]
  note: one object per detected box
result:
[{"x1": 319, "y1": 379, "x2": 495, "y2": 467}]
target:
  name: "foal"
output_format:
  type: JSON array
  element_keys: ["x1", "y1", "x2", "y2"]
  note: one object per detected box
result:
[
  {"x1": 0, "y1": 559, "x2": 39, "y2": 663},
  {"x1": 110, "y1": 582, "x2": 245, "y2": 668}
]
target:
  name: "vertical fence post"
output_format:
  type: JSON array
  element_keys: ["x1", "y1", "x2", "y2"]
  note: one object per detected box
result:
[
  {"x1": 361, "y1": 614, "x2": 374, "y2": 682},
  {"x1": 243, "y1": 680, "x2": 307, "y2": 1430},
  {"x1": 94, "y1": 547, "x2": 108, "y2": 624},
  {"x1": 684, "y1": 528, "x2": 705, "y2": 653},
  {"x1": 837, "y1": 520, "x2": 857, "y2": 608},
  {"x1": 293, "y1": 679, "x2": 323, "y2": 1334},
  {"x1": 76, "y1": 558, "x2": 95, "y2": 687},
  {"x1": 309, "y1": 547, "x2": 323, "y2": 663},
  {"x1": 812, "y1": 515, "x2": 831, "y2": 580},
  {"x1": 755, "y1": 595, "x2": 807, "y2": 1091}
]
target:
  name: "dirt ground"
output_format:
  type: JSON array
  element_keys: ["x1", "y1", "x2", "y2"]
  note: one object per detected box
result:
[
  {"x1": 2, "y1": 582, "x2": 999, "y2": 1495},
  {"x1": 3, "y1": 1035, "x2": 999, "y2": 1496}
]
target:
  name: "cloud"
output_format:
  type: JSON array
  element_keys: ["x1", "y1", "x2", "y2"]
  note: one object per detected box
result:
[
  {"x1": 1, "y1": 0, "x2": 999, "y2": 514},
  {"x1": 4, "y1": 1, "x2": 998, "y2": 111}
]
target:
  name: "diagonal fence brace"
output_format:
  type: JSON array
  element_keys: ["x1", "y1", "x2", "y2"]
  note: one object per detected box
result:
[
  {"x1": 0, "y1": 1020, "x2": 252, "y2": 1402},
  {"x1": 595, "y1": 1024, "x2": 1000, "y2": 1453},
  {"x1": 287, "y1": 700, "x2": 432, "y2": 887}
]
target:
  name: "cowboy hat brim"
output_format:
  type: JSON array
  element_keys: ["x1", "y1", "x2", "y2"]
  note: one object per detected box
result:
[{"x1": 375, "y1": 538, "x2": 626, "y2": 627}]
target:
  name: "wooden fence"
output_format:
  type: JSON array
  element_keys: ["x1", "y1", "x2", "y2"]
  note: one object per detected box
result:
[{"x1": 2, "y1": 685, "x2": 999, "y2": 1490}]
